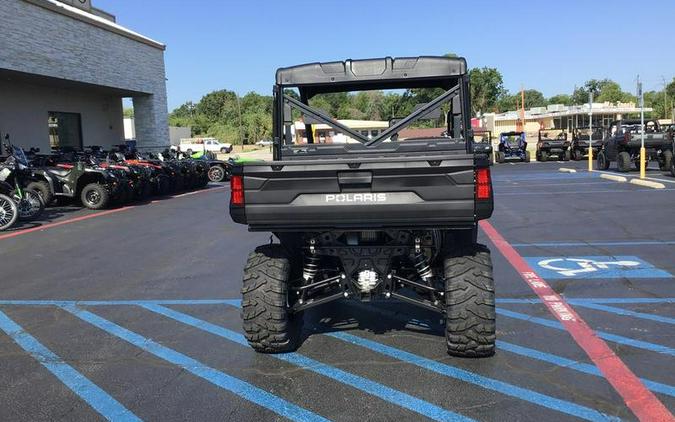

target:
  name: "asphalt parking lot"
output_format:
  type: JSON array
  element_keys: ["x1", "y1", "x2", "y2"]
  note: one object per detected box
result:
[{"x1": 1, "y1": 161, "x2": 674, "y2": 421}]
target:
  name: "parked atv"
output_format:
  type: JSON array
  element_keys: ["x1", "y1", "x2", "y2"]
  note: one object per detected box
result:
[
  {"x1": 26, "y1": 152, "x2": 119, "y2": 210},
  {"x1": 496, "y1": 131, "x2": 530, "y2": 163},
  {"x1": 536, "y1": 129, "x2": 570, "y2": 161}
]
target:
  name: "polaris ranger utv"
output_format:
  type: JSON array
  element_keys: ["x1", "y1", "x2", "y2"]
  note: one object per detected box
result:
[
  {"x1": 597, "y1": 119, "x2": 673, "y2": 172},
  {"x1": 536, "y1": 129, "x2": 570, "y2": 161},
  {"x1": 571, "y1": 127, "x2": 604, "y2": 160},
  {"x1": 496, "y1": 131, "x2": 530, "y2": 163},
  {"x1": 229, "y1": 56, "x2": 495, "y2": 357}
]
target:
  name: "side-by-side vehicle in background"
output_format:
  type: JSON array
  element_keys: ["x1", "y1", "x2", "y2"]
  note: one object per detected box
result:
[
  {"x1": 473, "y1": 129, "x2": 494, "y2": 164},
  {"x1": 536, "y1": 129, "x2": 570, "y2": 162},
  {"x1": 597, "y1": 120, "x2": 673, "y2": 172},
  {"x1": 571, "y1": 127, "x2": 604, "y2": 160},
  {"x1": 496, "y1": 131, "x2": 529, "y2": 163}
]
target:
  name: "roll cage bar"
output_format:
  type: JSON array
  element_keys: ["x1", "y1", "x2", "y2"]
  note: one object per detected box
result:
[{"x1": 271, "y1": 56, "x2": 472, "y2": 160}]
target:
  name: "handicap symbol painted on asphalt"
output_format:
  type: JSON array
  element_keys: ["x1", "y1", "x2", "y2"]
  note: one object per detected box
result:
[{"x1": 524, "y1": 256, "x2": 672, "y2": 279}]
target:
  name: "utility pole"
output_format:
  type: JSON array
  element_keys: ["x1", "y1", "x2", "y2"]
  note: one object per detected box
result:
[
  {"x1": 588, "y1": 92, "x2": 593, "y2": 171},
  {"x1": 637, "y1": 76, "x2": 646, "y2": 179},
  {"x1": 662, "y1": 76, "x2": 668, "y2": 119},
  {"x1": 235, "y1": 92, "x2": 244, "y2": 152}
]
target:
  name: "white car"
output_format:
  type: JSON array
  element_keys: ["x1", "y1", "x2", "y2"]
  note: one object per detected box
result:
[
  {"x1": 256, "y1": 139, "x2": 273, "y2": 146},
  {"x1": 179, "y1": 138, "x2": 232, "y2": 154}
]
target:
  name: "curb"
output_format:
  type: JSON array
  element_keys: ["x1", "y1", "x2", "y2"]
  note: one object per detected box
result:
[
  {"x1": 558, "y1": 168, "x2": 577, "y2": 173},
  {"x1": 629, "y1": 178, "x2": 666, "y2": 189},
  {"x1": 600, "y1": 174, "x2": 627, "y2": 182}
]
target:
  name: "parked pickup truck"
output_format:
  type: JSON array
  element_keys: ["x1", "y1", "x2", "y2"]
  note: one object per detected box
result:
[
  {"x1": 229, "y1": 56, "x2": 495, "y2": 357},
  {"x1": 597, "y1": 120, "x2": 673, "y2": 172},
  {"x1": 178, "y1": 138, "x2": 232, "y2": 155}
]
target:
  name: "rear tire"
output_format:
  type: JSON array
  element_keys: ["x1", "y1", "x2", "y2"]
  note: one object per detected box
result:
[
  {"x1": 27, "y1": 180, "x2": 53, "y2": 206},
  {"x1": 80, "y1": 183, "x2": 110, "y2": 210},
  {"x1": 444, "y1": 244, "x2": 495, "y2": 357},
  {"x1": 538, "y1": 151, "x2": 548, "y2": 162},
  {"x1": 241, "y1": 244, "x2": 303, "y2": 353},
  {"x1": 659, "y1": 150, "x2": 672, "y2": 172},
  {"x1": 563, "y1": 150, "x2": 571, "y2": 161},
  {"x1": 573, "y1": 149, "x2": 583, "y2": 161},
  {"x1": 496, "y1": 152, "x2": 505, "y2": 163},
  {"x1": 617, "y1": 151, "x2": 632, "y2": 172},
  {"x1": 524, "y1": 150, "x2": 531, "y2": 163},
  {"x1": 597, "y1": 151, "x2": 610, "y2": 170}
]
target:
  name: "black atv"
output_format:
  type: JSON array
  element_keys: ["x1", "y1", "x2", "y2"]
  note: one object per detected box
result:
[{"x1": 26, "y1": 152, "x2": 119, "y2": 210}]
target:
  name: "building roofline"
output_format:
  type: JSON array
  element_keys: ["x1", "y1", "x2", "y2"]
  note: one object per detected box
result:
[
  {"x1": 485, "y1": 103, "x2": 653, "y2": 121},
  {"x1": 23, "y1": 0, "x2": 166, "y2": 50}
]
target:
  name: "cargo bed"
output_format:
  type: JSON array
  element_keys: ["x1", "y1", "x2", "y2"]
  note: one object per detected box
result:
[{"x1": 230, "y1": 153, "x2": 491, "y2": 231}]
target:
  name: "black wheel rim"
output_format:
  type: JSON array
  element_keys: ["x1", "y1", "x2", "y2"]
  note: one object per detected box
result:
[{"x1": 86, "y1": 190, "x2": 101, "y2": 206}]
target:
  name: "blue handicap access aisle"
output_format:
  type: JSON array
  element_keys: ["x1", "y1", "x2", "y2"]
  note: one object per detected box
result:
[
  {"x1": 523, "y1": 256, "x2": 672, "y2": 279},
  {"x1": 1, "y1": 299, "x2": 675, "y2": 421}
]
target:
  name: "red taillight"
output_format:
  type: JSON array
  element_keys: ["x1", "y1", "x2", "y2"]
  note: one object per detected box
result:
[
  {"x1": 476, "y1": 167, "x2": 491, "y2": 200},
  {"x1": 623, "y1": 132, "x2": 631, "y2": 143},
  {"x1": 230, "y1": 175, "x2": 244, "y2": 206}
]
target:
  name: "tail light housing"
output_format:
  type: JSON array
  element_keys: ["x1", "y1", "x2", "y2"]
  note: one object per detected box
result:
[
  {"x1": 476, "y1": 167, "x2": 491, "y2": 201},
  {"x1": 623, "y1": 132, "x2": 631, "y2": 144},
  {"x1": 230, "y1": 175, "x2": 244, "y2": 206}
]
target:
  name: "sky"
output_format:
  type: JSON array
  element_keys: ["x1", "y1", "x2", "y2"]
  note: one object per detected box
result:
[{"x1": 96, "y1": 0, "x2": 675, "y2": 110}]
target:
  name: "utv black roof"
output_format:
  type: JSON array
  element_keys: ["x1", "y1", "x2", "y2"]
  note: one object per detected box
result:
[
  {"x1": 276, "y1": 56, "x2": 467, "y2": 96},
  {"x1": 501, "y1": 131, "x2": 524, "y2": 136}
]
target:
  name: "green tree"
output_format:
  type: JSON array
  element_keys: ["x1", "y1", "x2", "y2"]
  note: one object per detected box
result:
[
  {"x1": 571, "y1": 79, "x2": 635, "y2": 105},
  {"x1": 123, "y1": 107, "x2": 134, "y2": 118},
  {"x1": 496, "y1": 90, "x2": 546, "y2": 112},
  {"x1": 548, "y1": 94, "x2": 572, "y2": 105},
  {"x1": 468, "y1": 67, "x2": 506, "y2": 115}
]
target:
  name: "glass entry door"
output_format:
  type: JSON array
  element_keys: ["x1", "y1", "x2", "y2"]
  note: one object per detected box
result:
[{"x1": 48, "y1": 111, "x2": 82, "y2": 151}]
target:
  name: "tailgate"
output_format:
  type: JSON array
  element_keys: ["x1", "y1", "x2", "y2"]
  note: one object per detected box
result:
[
  {"x1": 628, "y1": 134, "x2": 669, "y2": 148},
  {"x1": 231, "y1": 155, "x2": 488, "y2": 230}
]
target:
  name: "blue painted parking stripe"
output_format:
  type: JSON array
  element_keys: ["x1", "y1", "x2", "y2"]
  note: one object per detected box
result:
[
  {"x1": 511, "y1": 240, "x2": 675, "y2": 247},
  {"x1": 328, "y1": 332, "x2": 616, "y2": 422},
  {"x1": 0, "y1": 299, "x2": 242, "y2": 306},
  {"x1": 59, "y1": 305, "x2": 327, "y2": 422},
  {"x1": 349, "y1": 301, "x2": 675, "y2": 399},
  {"x1": 141, "y1": 304, "x2": 473, "y2": 422},
  {"x1": 497, "y1": 341, "x2": 675, "y2": 398},
  {"x1": 0, "y1": 310, "x2": 140, "y2": 422},
  {"x1": 573, "y1": 302, "x2": 675, "y2": 325},
  {"x1": 497, "y1": 308, "x2": 675, "y2": 356},
  {"x1": 218, "y1": 300, "x2": 615, "y2": 420}
]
